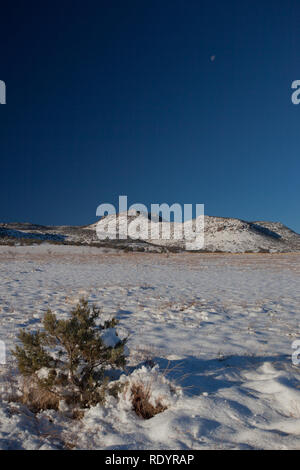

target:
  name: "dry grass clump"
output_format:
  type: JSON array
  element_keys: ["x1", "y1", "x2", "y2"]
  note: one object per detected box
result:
[
  {"x1": 131, "y1": 383, "x2": 167, "y2": 419},
  {"x1": 21, "y1": 376, "x2": 59, "y2": 412}
]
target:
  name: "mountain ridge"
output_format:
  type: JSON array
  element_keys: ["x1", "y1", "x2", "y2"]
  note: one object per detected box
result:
[{"x1": 1, "y1": 214, "x2": 299, "y2": 253}]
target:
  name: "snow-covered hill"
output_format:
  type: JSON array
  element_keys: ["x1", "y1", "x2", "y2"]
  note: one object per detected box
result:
[
  {"x1": 203, "y1": 216, "x2": 300, "y2": 253},
  {"x1": 1, "y1": 213, "x2": 299, "y2": 253},
  {"x1": 89, "y1": 212, "x2": 300, "y2": 253}
]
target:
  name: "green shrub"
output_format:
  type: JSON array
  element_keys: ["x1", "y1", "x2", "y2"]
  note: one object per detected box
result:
[{"x1": 13, "y1": 298, "x2": 126, "y2": 410}]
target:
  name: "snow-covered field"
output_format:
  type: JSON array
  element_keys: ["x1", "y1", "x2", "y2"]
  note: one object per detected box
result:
[{"x1": 0, "y1": 244, "x2": 300, "y2": 449}]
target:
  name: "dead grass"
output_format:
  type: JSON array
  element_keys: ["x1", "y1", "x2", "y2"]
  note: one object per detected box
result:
[
  {"x1": 131, "y1": 383, "x2": 167, "y2": 419},
  {"x1": 0, "y1": 247, "x2": 299, "y2": 276},
  {"x1": 21, "y1": 376, "x2": 59, "y2": 413}
]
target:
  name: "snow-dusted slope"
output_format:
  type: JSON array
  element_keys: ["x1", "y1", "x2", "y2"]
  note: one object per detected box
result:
[
  {"x1": 252, "y1": 221, "x2": 300, "y2": 249},
  {"x1": 90, "y1": 212, "x2": 300, "y2": 253},
  {"x1": 1, "y1": 214, "x2": 299, "y2": 253},
  {"x1": 203, "y1": 216, "x2": 300, "y2": 253}
]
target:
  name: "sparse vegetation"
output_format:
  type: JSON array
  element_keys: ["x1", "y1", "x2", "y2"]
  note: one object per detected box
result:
[
  {"x1": 13, "y1": 298, "x2": 127, "y2": 412},
  {"x1": 131, "y1": 383, "x2": 167, "y2": 419}
]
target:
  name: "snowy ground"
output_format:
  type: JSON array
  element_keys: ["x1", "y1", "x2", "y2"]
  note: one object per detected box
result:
[{"x1": 0, "y1": 244, "x2": 300, "y2": 449}]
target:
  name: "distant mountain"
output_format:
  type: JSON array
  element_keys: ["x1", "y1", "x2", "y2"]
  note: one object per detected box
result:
[
  {"x1": 88, "y1": 212, "x2": 300, "y2": 253},
  {"x1": 1, "y1": 213, "x2": 299, "y2": 253},
  {"x1": 202, "y1": 216, "x2": 300, "y2": 253}
]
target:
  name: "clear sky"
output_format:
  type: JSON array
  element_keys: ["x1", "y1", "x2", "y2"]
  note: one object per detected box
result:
[{"x1": 0, "y1": 0, "x2": 299, "y2": 231}]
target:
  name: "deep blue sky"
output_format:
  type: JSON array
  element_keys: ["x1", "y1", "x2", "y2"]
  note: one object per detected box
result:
[{"x1": 0, "y1": 0, "x2": 299, "y2": 231}]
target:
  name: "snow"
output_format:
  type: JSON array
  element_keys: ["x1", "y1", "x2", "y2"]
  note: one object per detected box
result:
[
  {"x1": 101, "y1": 328, "x2": 121, "y2": 348},
  {"x1": 92, "y1": 213, "x2": 300, "y2": 252},
  {"x1": 2, "y1": 214, "x2": 300, "y2": 252},
  {"x1": 0, "y1": 246, "x2": 300, "y2": 449}
]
